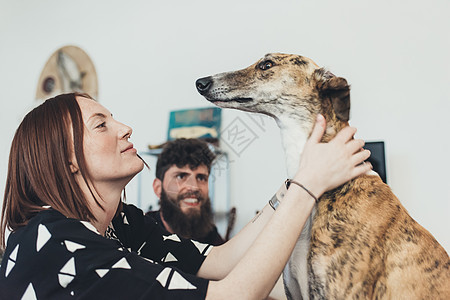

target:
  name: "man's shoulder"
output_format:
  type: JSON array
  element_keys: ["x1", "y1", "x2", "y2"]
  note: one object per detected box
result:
[
  {"x1": 145, "y1": 210, "x2": 164, "y2": 226},
  {"x1": 145, "y1": 210, "x2": 160, "y2": 217}
]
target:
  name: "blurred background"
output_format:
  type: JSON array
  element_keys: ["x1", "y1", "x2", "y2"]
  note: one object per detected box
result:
[{"x1": 0, "y1": 0, "x2": 449, "y2": 251}]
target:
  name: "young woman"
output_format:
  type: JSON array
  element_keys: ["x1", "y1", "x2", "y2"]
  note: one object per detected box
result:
[{"x1": 0, "y1": 93, "x2": 371, "y2": 299}]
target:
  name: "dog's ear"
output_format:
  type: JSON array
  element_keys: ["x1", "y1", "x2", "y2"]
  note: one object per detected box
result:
[{"x1": 315, "y1": 69, "x2": 350, "y2": 121}]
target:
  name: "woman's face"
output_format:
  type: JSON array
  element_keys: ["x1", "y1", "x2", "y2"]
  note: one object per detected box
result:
[{"x1": 76, "y1": 97, "x2": 144, "y2": 188}]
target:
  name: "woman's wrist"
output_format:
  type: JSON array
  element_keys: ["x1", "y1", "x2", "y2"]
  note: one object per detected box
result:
[
  {"x1": 282, "y1": 181, "x2": 317, "y2": 211},
  {"x1": 269, "y1": 179, "x2": 319, "y2": 210},
  {"x1": 291, "y1": 173, "x2": 325, "y2": 201},
  {"x1": 285, "y1": 179, "x2": 319, "y2": 203},
  {"x1": 269, "y1": 178, "x2": 320, "y2": 210}
]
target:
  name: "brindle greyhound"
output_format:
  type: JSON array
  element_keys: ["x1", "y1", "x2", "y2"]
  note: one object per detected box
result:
[{"x1": 196, "y1": 53, "x2": 450, "y2": 299}]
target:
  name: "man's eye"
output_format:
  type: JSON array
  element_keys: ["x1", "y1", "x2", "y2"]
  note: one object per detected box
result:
[
  {"x1": 176, "y1": 174, "x2": 186, "y2": 180},
  {"x1": 259, "y1": 60, "x2": 274, "y2": 70},
  {"x1": 198, "y1": 175, "x2": 208, "y2": 182}
]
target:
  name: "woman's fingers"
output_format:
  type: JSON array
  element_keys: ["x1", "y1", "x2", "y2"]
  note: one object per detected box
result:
[
  {"x1": 346, "y1": 138, "x2": 366, "y2": 155},
  {"x1": 308, "y1": 114, "x2": 327, "y2": 145},
  {"x1": 351, "y1": 149, "x2": 371, "y2": 167},
  {"x1": 331, "y1": 125, "x2": 357, "y2": 145},
  {"x1": 351, "y1": 160, "x2": 373, "y2": 178}
]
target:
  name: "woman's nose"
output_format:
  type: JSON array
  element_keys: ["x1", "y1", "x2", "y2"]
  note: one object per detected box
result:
[{"x1": 119, "y1": 124, "x2": 132, "y2": 139}]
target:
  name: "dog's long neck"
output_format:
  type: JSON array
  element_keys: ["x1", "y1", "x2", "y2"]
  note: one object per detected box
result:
[
  {"x1": 276, "y1": 113, "x2": 345, "y2": 178},
  {"x1": 276, "y1": 115, "x2": 312, "y2": 178},
  {"x1": 276, "y1": 113, "x2": 318, "y2": 300}
]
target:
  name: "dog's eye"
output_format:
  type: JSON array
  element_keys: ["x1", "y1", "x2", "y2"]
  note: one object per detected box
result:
[{"x1": 259, "y1": 60, "x2": 274, "y2": 71}]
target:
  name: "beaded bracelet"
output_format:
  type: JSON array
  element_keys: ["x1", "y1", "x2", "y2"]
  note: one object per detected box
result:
[{"x1": 285, "y1": 179, "x2": 319, "y2": 203}]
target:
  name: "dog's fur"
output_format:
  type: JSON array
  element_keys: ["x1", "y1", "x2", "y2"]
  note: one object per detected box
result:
[{"x1": 196, "y1": 53, "x2": 450, "y2": 299}]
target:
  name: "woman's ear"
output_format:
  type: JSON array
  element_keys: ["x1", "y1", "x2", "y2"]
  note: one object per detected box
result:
[
  {"x1": 69, "y1": 162, "x2": 79, "y2": 174},
  {"x1": 153, "y1": 178, "x2": 162, "y2": 198}
]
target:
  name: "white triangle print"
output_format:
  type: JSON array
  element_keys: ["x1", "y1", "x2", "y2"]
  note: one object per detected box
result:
[
  {"x1": 192, "y1": 241, "x2": 208, "y2": 253},
  {"x1": 10, "y1": 244, "x2": 19, "y2": 260},
  {"x1": 123, "y1": 215, "x2": 129, "y2": 225},
  {"x1": 36, "y1": 224, "x2": 52, "y2": 252},
  {"x1": 58, "y1": 273, "x2": 75, "y2": 288},
  {"x1": 60, "y1": 257, "x2": 76, "y2": 276},
  {"x1": 163, "y1": 234, "x2": 181, "y2": 242},
  {"x1": 204, "y1": 245, "x2": 213, "y2": 255},
  {"x1": 168, "y1": 271, "x2": 197, "y2": 290},
  {"x1": 21, "y1": 282, "x2": 37, "y2": 300},
  {"x1": 64, "y1": 240, "x2": 86, "y2": 253},
  {"x1": 156, "y1": 268, "x2": 171, "y2": 287},
  {"x1": 5, "y1": 259, "x2": 15, "y2": 278},
  {"x1": 111, "y1": 257, "x2": 131, "y2": 270},
  {"x1": 5, "y1": 244, "x2": 19, "y2": 277},
  {"x1": 163, "y1": 252, "x2": 178, "y2": 263},
  {"x1": 80, "y1": 221, "x2": 100, "y2": 235},
  {"x1": 95, "y1": 269, "x2": 110, "y2": 278},
  {"x1": 137, "y1": 242, "x2": 147, "y2": 255},
  {"x1": 142, "y1": 257, "x2": 155, "y2": 264}
]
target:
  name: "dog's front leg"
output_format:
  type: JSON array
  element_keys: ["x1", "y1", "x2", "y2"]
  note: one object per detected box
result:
[{"x1": 283, "y1": 210, "x2": 315, "y2": 300}]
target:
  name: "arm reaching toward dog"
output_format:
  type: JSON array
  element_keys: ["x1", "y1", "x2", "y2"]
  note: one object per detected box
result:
[{"x1": 200, "y1": 114, "x2": 372, "y2": 299}]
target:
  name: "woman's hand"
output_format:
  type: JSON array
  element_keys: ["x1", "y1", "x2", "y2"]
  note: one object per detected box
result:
[{"x1": 294, "y1": 114, "x2": 372, "y2": 198}]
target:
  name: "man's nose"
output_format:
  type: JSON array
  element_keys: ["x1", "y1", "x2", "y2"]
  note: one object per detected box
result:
[{"x1": 184, "y1": 175, "x2": 200, "y2": 190}]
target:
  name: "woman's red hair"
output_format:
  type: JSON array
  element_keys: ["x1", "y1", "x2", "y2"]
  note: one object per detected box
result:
[{"x1": 1, "y1": 93, "x2": 103, "y2": 248}]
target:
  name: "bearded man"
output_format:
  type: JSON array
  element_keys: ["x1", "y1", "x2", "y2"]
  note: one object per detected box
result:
[{"x1": 147, "y1": 138, "x2": 225, "y2": 246}]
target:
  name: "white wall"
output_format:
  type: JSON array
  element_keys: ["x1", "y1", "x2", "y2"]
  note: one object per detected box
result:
[{"x1": 0, "y1": 0, "x2": 449, "y2": 251}]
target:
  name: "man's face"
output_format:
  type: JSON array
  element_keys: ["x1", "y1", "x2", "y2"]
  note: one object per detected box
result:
[{"x1": 161, "y1": 164, "x2": 210, "y2": 215}]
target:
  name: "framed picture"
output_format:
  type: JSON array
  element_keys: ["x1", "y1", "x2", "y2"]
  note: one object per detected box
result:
[{"x1": 167, "y1": 107, "x2": 222, "y2": 144}]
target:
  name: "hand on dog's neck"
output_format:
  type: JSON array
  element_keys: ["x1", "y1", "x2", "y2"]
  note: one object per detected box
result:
[{"x1": 277, "y1": 113, "x2": 346, "y2": 178}]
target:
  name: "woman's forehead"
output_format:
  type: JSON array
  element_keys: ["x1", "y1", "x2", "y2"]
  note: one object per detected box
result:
[{"x1": 76, "y1": 96, "x2": 111, "y2": 120}]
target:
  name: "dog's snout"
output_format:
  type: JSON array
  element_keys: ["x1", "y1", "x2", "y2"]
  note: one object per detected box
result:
[{"x1": 195, "y1": 77, "x2": 213, "y2": 95}]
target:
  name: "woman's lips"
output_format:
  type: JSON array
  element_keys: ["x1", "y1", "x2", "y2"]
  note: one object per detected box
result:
[{"x1": 121, "y1": 144, "x2": 136, "y2": 153}]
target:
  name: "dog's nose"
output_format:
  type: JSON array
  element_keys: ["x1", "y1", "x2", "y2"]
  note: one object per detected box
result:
[{"x1": 196, "y1": 77, "x2": 212, "y2": 95}]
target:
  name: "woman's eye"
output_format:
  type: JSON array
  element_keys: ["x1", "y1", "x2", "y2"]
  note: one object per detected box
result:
[
  {"x1": 96, "y1": 122, "x2": 106, "y2": 129},
  {"x1": 259, "y1": 60, "x2": 274, "y2": 70}
]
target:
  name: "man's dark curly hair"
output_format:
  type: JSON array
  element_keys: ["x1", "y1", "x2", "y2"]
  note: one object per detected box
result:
[{"x1": 155, "y1": 138, "x2": 216, "y2": 180}]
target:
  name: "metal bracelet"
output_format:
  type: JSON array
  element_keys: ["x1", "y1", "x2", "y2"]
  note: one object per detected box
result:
[{"x1": 268, "y1": 194, "x2": 280, "y2": 210}]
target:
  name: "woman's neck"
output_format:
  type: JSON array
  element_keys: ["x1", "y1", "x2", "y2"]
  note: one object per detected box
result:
[{"x1": 77, "y1": 179, "x2": 125, "y2": 236}]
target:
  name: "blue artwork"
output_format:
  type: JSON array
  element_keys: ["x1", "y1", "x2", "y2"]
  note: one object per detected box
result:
[{"x1": 167, "y1": 107, "x2": 222, "y2": 141}]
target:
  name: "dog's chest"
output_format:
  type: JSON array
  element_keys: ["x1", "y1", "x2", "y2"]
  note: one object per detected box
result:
[
  {"x1": 307, "y1": 177, "x2": 387, "y2": 298},
  {"x1": 306, "y1": 190, "x2": 360, "y2": 297}
]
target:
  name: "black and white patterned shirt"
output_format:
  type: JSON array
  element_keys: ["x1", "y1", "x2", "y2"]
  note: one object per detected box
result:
[{"x1": 0, "y1": 204, "x2": 211, "y2": 299}]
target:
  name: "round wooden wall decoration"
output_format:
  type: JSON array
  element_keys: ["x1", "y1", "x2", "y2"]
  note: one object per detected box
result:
[{"x1": 35, "y1": 45, "x2": 98, "y2": 101}]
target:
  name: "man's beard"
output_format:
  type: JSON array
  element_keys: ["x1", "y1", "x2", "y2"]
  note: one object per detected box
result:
[{"x1": 160, "y1": 188, "x2": 215, "y2": 240}]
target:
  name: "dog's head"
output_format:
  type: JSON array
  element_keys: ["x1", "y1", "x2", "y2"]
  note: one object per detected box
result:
[{"x1": 196, "y1": 53, "x2": 350, "y2": 137}]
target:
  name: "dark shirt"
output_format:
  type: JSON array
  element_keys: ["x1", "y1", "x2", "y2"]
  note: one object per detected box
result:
[
  {"x1": 0, "y1": 204, "x2": 211, "y2": 299},
  {"x1": 146, "y1": 210, "x2": 225, "y2": 246}
]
